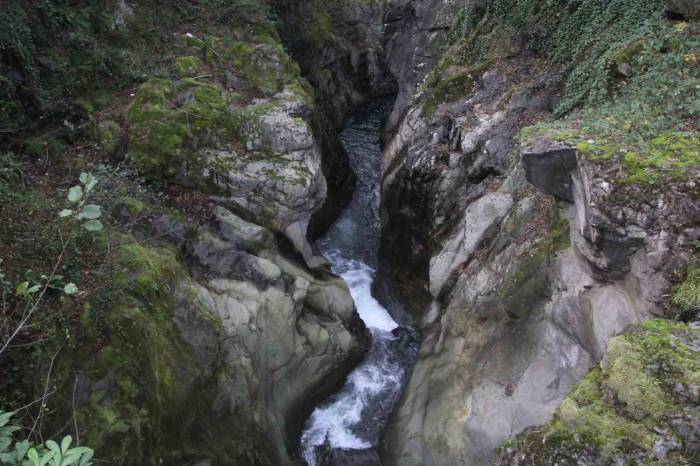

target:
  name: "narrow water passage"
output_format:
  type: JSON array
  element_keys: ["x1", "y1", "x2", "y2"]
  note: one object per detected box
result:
[{"x1": 300, "y1": 99, "x2": 419, "y2": 466}]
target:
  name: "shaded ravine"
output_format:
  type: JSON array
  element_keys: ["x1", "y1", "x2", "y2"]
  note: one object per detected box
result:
[{"x1": 300, "y1": 99, "x2": 419, "y2": 466}]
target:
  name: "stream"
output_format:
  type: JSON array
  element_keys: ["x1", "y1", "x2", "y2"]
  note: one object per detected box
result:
[{"x1": 300, "y1": 99, "x2": 419, "y2": 466}]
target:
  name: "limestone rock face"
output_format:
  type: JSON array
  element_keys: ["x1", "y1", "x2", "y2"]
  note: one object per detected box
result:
[
  {"x1": 521, "y1": 139, "x2": 578, "y2": 202},
  {"x1": 128, "y1": 79, "x2": 326, "y2": 259},
  {"x1": 382, "y1": 0, "x2": 463, "y2": 133},
  {"x1": 113, "y1": 22, "x2": 370, "y2": 464},
  {"x1": 173, "y1": 207, "x2": 369, "y2": 465},
  {"x1": 378, "y1": 55, "x2": 697, "y2": 466},
  {"x1": 209, "y1": 94, "x2": 328, "y2": 260},
  {"x1": 496, "y1": 319, "x2": 700, "y2": 465}
]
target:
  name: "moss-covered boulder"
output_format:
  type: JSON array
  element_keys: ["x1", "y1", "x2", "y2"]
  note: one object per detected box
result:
[
  {"x1": 126, "y1": 32, "x2": 326, "y2": 256},
  {"x1": 497, "y1": 319, "x2": 700, "y2": 465},
  {"x1": 666, "y1": 0, "x2": 700, "y2": 20},
  {"x1": 96, "y1": 120, "x2": 122, "y2": 155},
  {"x1": 48, "y1": 203, "x2": 369, "y2": 466}
]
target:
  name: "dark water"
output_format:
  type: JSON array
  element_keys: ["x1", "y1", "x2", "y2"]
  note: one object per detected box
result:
[{"x1": 300, "y1": 99, "x2": 419, "y2": 466}]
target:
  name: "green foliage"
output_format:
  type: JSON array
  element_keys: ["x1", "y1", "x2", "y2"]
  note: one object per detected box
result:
[
  {"x1": 174, "y1": 56, "x2": 202, "y2": 78},
  {"x1": 672, "y1": 265, "x2": 700, "y2": 311},
  {"x1": 0, "y1": 410, "x2": 94, "y2": 466},
  {"x1": 0, "y1": 0, "x2": 141, "y2": 137},
  {"x1": 500, "y1": 319, "x2": 700, "y2": 464},
  {"x1": 521, "y1": 18, "x2": 699, "y2": 187},
  {"x1": 448, "y1": 0, "x2": 673, "y2": 115},
  {"x1": 59, "y1": 172, "x2": 103, "y2": 233}
]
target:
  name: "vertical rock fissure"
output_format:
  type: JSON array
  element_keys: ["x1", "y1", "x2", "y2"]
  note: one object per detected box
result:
[{"x1": 298, "y1": 98, "x2": 419, "y2": 466}]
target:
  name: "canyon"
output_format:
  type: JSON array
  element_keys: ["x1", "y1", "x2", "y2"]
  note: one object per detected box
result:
[{"x1": 0, "y1": 1, "x2": 698, "y2": 465}]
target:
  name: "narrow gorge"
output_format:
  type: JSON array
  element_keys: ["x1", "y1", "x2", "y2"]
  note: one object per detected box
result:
[{"x1": 0, "y1": 1, "x2": 698, "y2": 466}]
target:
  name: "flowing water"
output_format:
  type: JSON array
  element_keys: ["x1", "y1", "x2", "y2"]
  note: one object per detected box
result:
[{"x1": 300, "y1": 99, "x2": 419, "y2": 466}]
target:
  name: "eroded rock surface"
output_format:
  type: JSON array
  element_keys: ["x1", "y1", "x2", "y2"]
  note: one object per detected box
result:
[
  {"x1": 180, "y1": 206, "x2": 369, "y2": 465},
  {"x1": 378, "y1": 52, "x2": 697, "y2": 466},
  {"x1": 496, "y1": 319, "x2": 700, "y2": 465}
]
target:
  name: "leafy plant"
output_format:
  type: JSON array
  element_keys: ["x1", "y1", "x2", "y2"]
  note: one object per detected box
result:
[
  {"x1": 0, "y1": 410, "x2": 93, "y2": 466},
  {"x1": 1, "y1": 172, "x2": 102, "y2": 354},
  {"x1": 58, "y1": 172, "x2": 103, "y2": 233}
]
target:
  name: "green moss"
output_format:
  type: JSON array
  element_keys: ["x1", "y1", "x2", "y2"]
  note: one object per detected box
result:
[
  {"x1": 126, "y1": 77, "x2": 242, "y2": 182},
  {"x1": 174, "y1": 56, "x2": 202, "y2": 78},
  {"x1": 96, "y1": 120, "x2": 121, "y2": 154},
  {"x1": 602, "y1": 337, "x2": 672, "y2": 420},
  {"x1": 612, "y1": 39, "x2": 646, "y2": 65},
  {"x1": 72, "y1": 239, "x2": 225, "y2": 463},
  {"x1": 500, "y1": 319, "x2": 700, "y2": 464},
  {"x1": 296, "y1": 0, "x2": 335, "y2": 49},
  {"x1": 672, "y1": 265, "x2": 700, "y2": 312},
  {"x1": 515, "y1": 14, "x2": 699, "y2": 189},
  {"x1": 88, "y1": 91, "x2": 115, "y2": 112},
  {"x1": 423, "y1": 72, "x2": 475, "y2": 117},
  {"x1": 115, "y1": 196, "x2": 146, "y2": 216}
]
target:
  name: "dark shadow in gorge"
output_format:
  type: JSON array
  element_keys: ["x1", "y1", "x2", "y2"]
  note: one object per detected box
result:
[
  {"x1": 270, "y1": 0, "x2": 399, "y2": 243},
  {"x1": 268, "y1": 4, "x2": 424, "y2": 463},
  {"x1": 297, "y1": 97, "x2": 420, "y2": 466}
]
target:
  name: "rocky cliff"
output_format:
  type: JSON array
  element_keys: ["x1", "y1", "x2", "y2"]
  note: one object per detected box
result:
[
  {"x1": 375, "y1": 1, "x2": 699, "y2": 465},
  {"x1": 0, "y1": 0, "x2": 698, "y2": 465},
  {"x1": 0, "y1": 1, "x2": 369, "y2": 465}
]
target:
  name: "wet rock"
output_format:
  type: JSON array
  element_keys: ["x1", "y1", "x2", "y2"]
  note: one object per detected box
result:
[
  {"x1": 173, "y1": 207, "x2": 369, "y2": 466},
  {"x1": 325, "y1": 448, "x2": 382, "y2": 466}
]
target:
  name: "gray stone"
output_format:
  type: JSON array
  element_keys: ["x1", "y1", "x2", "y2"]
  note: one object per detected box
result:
[{"x1": 521, "y1": 136, "x2": 578, "y2": 202}]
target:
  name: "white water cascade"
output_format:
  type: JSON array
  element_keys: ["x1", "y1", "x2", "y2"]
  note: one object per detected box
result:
[{"x1": 300, "y1": 99, "x2": 418, "y2": 466}]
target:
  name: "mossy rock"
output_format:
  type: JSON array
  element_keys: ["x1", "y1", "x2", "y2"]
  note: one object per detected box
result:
[
  {"x1": 96, "y1": 120, "x2": 122, "y2": 155},
  {"x1": 175, "y1": 56, "x2": 203, "y2": 78},
  {"x1": 498, "y1": 319, "x2": 700, "y2": 465},
  {"x1": 672, "y1": 264, "x2": 700, "y2": 314},
  {"x1": 72, "y1": 239, "x2": 233, "y2": 464},
  {"x1": 126, "y1": 77, "x2": 240, "y2": 183}
]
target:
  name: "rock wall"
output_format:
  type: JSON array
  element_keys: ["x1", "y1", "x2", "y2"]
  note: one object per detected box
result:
[
  {"x1": 2, "y1": 2, "x2": 372, "y2": 464},
  {"x1": 106, "y1": 8, "x2": 373, "y2": 464},
  {"x1": 71, "y1": 206, "x2": 369, "y2": 465},
  {"x1": 373, "y1": 2, "x2": 699, "y2": 465},
  {"x1": 496, "y1": 319, "x2": 700, "y2": 465}
]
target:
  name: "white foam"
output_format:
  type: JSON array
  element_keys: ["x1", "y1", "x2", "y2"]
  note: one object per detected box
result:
[
  {"x1": 332, "y1": 257, "x2": 398, "y2": 332},
  {"x1": 300, "y1": 331, "x2": 402, "y2": 466},
  {"x1": 300, "y1": 252, "x2": 400, "y2": 466}
]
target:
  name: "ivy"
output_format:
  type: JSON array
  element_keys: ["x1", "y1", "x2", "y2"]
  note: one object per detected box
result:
[{"x1": 450, "y1": 0, "x2": 669, "y2": 115}]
